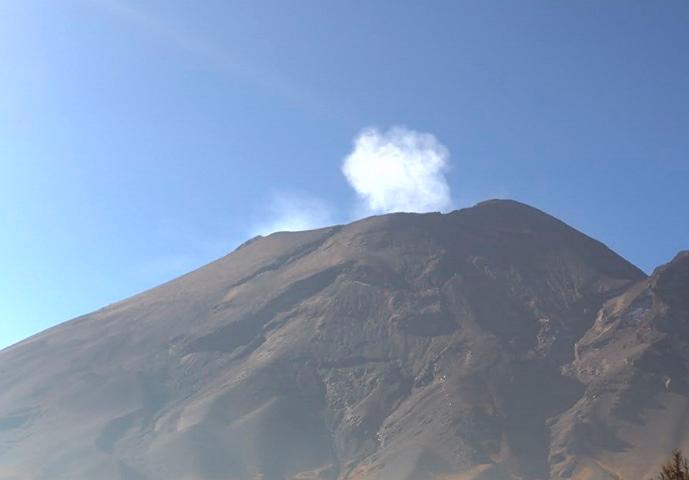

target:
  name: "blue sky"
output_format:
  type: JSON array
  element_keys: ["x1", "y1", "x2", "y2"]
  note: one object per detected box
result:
[{"x1": 1, "y1": 0, "x2": 688, "y2": 350}]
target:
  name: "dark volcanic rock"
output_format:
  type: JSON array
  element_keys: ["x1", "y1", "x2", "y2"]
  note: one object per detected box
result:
[
  {"x1": 2, "y1": 200, "x2": 682, "y2": 480},
  {"x1": 551, "y1": 250, "x2": 689, "y2": 480}
]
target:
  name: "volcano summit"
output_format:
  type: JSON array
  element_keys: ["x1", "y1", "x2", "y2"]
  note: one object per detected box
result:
[{"x1": 1, "y1": 200, "x2": 687, "y2": 480}]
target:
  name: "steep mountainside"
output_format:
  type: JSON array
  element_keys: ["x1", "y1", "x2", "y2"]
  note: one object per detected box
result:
[
  {"x1": 551, "y1": 251, "x2": 689, "y2": 480},
  {"x1": 1, "y1": 200, "x2": 684, "y2": 480}
]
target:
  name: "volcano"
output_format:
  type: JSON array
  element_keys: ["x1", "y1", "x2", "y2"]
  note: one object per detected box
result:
[{"x1": 1, "y1": 200, "x2": 687, "y2": 480}]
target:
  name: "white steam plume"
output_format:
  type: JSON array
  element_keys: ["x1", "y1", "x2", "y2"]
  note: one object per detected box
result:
[
  {"x1": 251, "y1": 192, "x2": 333, "y2": 236},
  {"x1": 342, "y1": 126, "x2": 452, "y2": 214}
]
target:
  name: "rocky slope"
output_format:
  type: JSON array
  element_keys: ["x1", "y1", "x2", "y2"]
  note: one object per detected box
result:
[
  {"x1": 0, "y1": 200, "x2": 685, "y2": 480},
  {"x1": 551, "y1": 251, "x2": 689, "y2": 480}
]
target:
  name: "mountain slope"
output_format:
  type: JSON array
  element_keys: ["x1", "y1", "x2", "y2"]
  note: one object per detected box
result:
[
  {"x1": 551, "y1": 251, "x2": 689, "y2": 480},
  {"x1": 0, "y1": 200, "x2": 673, "y2": 480}
]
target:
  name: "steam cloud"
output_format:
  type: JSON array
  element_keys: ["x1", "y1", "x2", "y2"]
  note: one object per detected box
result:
[
  {"x1": 342, "y1": 127, "x2": 452, "y2": 214},
  {"x1": 251, "y1": 192, "x2": 333, "y2": 236},
  {"x1": 253, "y1": 126, "x2": 453, "y2": 236}
]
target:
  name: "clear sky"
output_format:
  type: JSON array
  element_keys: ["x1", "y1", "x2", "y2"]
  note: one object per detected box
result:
[{"x1": 1, "y1": 1, "x2": 688, "y2": 350}]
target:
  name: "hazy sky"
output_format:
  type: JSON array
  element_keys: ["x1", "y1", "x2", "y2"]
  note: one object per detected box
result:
[{"x1": 2, "y1": 0, "x2": 688, "y2": 350}]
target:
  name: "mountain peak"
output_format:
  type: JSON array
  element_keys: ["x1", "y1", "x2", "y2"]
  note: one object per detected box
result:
[
  {"x1": 649, "y1": 250, "x2": 689, "y2": 310},
  {"x1": 472, "y1": 197, "x2": 534, "y2": 209},
  {"x1": 0, "y1": 200, "x2": 670, "y2": 480},
  {"x1": 671, "y1": 249, "x2": 689, "y2": 264}
]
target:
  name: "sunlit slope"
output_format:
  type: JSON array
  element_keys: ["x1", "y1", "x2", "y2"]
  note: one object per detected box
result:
[
  {"x1": 4, "y1": 200, "x2": 684, "y2": 480},
  {"x1": 551, "y1": 251, "x2": 689, "y2": 480}
]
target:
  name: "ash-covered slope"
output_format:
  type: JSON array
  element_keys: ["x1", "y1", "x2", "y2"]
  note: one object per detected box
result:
[
  {"x1": 551, "y1": 251, "x2": 689, "y2": 480},
  {"x1": 0, "y1": 200, "x2": 667, "y2": 480}
]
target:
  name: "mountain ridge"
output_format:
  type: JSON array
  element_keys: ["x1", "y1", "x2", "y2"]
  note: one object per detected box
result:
[{"x1": 0, "y1": 199, "x2": 685, "y2": 480}]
